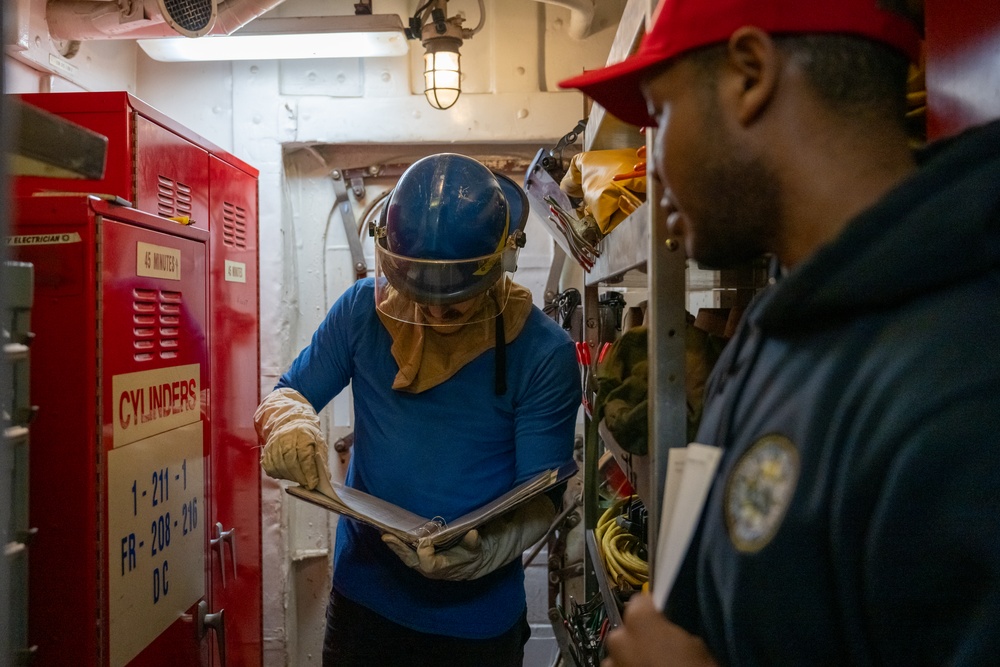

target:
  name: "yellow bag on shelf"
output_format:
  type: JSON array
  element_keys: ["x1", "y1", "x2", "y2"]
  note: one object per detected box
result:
[{"x1": 560, "y1": 148, "x2": 646, "y2": 236}]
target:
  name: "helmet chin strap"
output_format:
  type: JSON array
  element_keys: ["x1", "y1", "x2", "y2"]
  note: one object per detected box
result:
[{"x1": 492, "y1": 290, "x2": 507, "y2": 395}]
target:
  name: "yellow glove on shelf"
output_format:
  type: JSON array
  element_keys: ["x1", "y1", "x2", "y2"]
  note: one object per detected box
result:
[{"x1": 560, "y1": 147, "x2": 646, "y2": 235}]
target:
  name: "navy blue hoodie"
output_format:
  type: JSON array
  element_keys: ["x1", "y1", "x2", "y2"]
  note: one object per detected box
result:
[{"x1": 667, "y1": 119, "x2": 1000, "y2": 666}]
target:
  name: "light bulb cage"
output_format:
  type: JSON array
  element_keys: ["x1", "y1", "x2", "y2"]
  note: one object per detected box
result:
[{"x1": 422, "y1": 35, "x2": 462, "y2": 110}]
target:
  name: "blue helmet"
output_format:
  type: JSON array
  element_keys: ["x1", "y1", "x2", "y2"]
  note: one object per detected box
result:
[{"x1": 374, "y1": 153, "x2": 528, "y2": 307}]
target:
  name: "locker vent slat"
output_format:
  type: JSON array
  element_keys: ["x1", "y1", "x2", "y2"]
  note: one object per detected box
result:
[
  {"x1": 157, "y1": 175, "x2": 194, "y2": 219},
  {"x1": 133, "y1": 288, "x2": 157, "y2": 361},
  {"x1": 132, "y1": 288, "x2": 185, "y2": 361},
  {"x1": 159, "y1": 290, "x2": 182, "y2": 359},
  {"x1": 223, "y1": 201, "x2": 248, "y2": 249}
]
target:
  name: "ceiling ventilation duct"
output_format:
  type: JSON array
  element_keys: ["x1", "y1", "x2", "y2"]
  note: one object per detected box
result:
[
  {"x1": 47, "y1": 0, "x2": 289, "y2": 40},
  {"x1": 155, "y1": 0, "x2": 216, "y2": 35}
]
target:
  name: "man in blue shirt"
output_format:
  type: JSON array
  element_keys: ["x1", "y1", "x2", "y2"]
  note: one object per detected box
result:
[{"x1": 255, "y1": 153, "x2": 581, "y2": 666}]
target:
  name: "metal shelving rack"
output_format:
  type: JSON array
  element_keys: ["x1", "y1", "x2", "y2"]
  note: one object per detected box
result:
[
  {"x1": 535, "y1": 6, "x2": 772, "y2": 655},
  {"x1": 524, "y1": 4, "x2": 707, "y2": 659},
  {"x1": 578, "y1": 158, "x2": 687, "y2": 627},
  {"x1": 572, "y1": 0, "x2": 689, "y2": 633}
]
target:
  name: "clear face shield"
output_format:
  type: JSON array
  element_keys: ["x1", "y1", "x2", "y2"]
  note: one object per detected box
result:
[{"x1": 374, "y1": 233, "x2": 523, "y2": 326}]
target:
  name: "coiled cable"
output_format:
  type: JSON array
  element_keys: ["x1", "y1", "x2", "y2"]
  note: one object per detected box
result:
[{"x1": 595, "y1": 496, "x2": 648, "y2": 589}]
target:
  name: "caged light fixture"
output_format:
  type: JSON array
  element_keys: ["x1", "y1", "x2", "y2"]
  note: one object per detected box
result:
[{"x1": 405, "y1": 0, "x2": 485, "y2": 110}]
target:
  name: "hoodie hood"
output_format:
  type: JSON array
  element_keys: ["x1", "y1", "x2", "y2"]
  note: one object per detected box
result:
[{"x1": 756, "y1": 119, "x2": 1000, "y2": 333}]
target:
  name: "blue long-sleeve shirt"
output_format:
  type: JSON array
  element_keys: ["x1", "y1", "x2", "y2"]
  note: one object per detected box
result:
[{"x1": 278, "y1": 278, "x2": 580, "y2": 638}]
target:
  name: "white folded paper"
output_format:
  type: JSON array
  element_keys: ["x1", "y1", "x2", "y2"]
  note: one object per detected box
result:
[{"x1": 652, "y1": 443, "x2": 723, "y2": 610}]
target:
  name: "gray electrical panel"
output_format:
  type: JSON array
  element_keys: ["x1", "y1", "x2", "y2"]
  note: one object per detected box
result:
[{"x1": 4, "y1": 261, "x2": 36, "y2": 665}]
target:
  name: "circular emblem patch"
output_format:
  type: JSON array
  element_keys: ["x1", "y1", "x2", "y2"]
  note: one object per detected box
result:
[{"x1": 724, "y1": 434, "x2": 800, "y2": 553}]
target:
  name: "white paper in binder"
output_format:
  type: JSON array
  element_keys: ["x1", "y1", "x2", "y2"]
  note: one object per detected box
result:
[{"x1": 652, "y1": 443, "x2": 723, "y2": 611}]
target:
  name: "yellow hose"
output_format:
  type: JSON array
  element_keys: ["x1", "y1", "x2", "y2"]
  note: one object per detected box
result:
[{"x1": 596, "y1": 497, "x2": 648, "y2": 589}]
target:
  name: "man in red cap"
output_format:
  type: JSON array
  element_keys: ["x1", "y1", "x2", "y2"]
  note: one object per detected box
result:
[{"x1": 561, "y1": 1, "x2": 1000, "y2": 665}]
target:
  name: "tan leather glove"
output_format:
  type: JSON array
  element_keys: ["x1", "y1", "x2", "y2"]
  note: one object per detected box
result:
[
  {"x1": 254, "y1": 387, "x2": 331, "y2": 491},
  {"x1": 560, "y1": 148, "x2": 647, "y2": 235},
  {"x1": 382, "y1": 494, "x2": 556, "y2": 581}
]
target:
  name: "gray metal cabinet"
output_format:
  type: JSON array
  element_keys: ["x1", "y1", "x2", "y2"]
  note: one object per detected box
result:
[{"x1": 4, "y1": 261, "x2": 37, "y2": 666}]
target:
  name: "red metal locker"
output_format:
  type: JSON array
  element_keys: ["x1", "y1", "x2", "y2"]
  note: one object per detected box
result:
[
  {"x1": 10, "y1": 195, "x2": 211, "y2": 666},
  {"x1": 207, "y1": 155, "x2": 261, "y2": 667},
  {"x1": 15, "y1": 92, "x2": 211, "y2": 233},
  {"x1": 11, "y1": 91, "x2": 262, "y2": 666}
]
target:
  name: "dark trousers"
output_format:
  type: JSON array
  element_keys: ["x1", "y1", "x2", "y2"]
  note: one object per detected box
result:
[{"x1": 322, "y1": 588, "x2": 530, "y2": 667}]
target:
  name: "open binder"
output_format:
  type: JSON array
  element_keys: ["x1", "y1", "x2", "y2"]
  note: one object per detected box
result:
[{"x1": 286, "y1": 460, "x2": 578, "y2": 550}]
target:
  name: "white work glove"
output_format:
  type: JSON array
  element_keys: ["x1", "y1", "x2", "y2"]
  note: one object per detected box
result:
[
  {"x1": 254, "y1": 387, "x2": 331, "y2": 491},
  {"x1": 382, "y1": 494, "x2": 556, "y2": 581}
]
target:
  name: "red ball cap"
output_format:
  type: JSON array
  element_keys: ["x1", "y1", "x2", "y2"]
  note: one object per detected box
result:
[{"x1": 558, "y1": 0, "x2": 921, "y2": 128}]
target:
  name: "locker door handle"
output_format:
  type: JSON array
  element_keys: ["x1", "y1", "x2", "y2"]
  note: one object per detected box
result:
[
  {"x1": 211, "y1": 522, "x2": 237, "y2": 587},
  {"x1": 16, "y1": 527, "x2": 39, "y2": 546},
  {"x1": 197, "y1": 600, "x2": 226, "y2": 667},
  {"x1": 14, "y1": 644, "x2": 37, "y2": 665}
]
